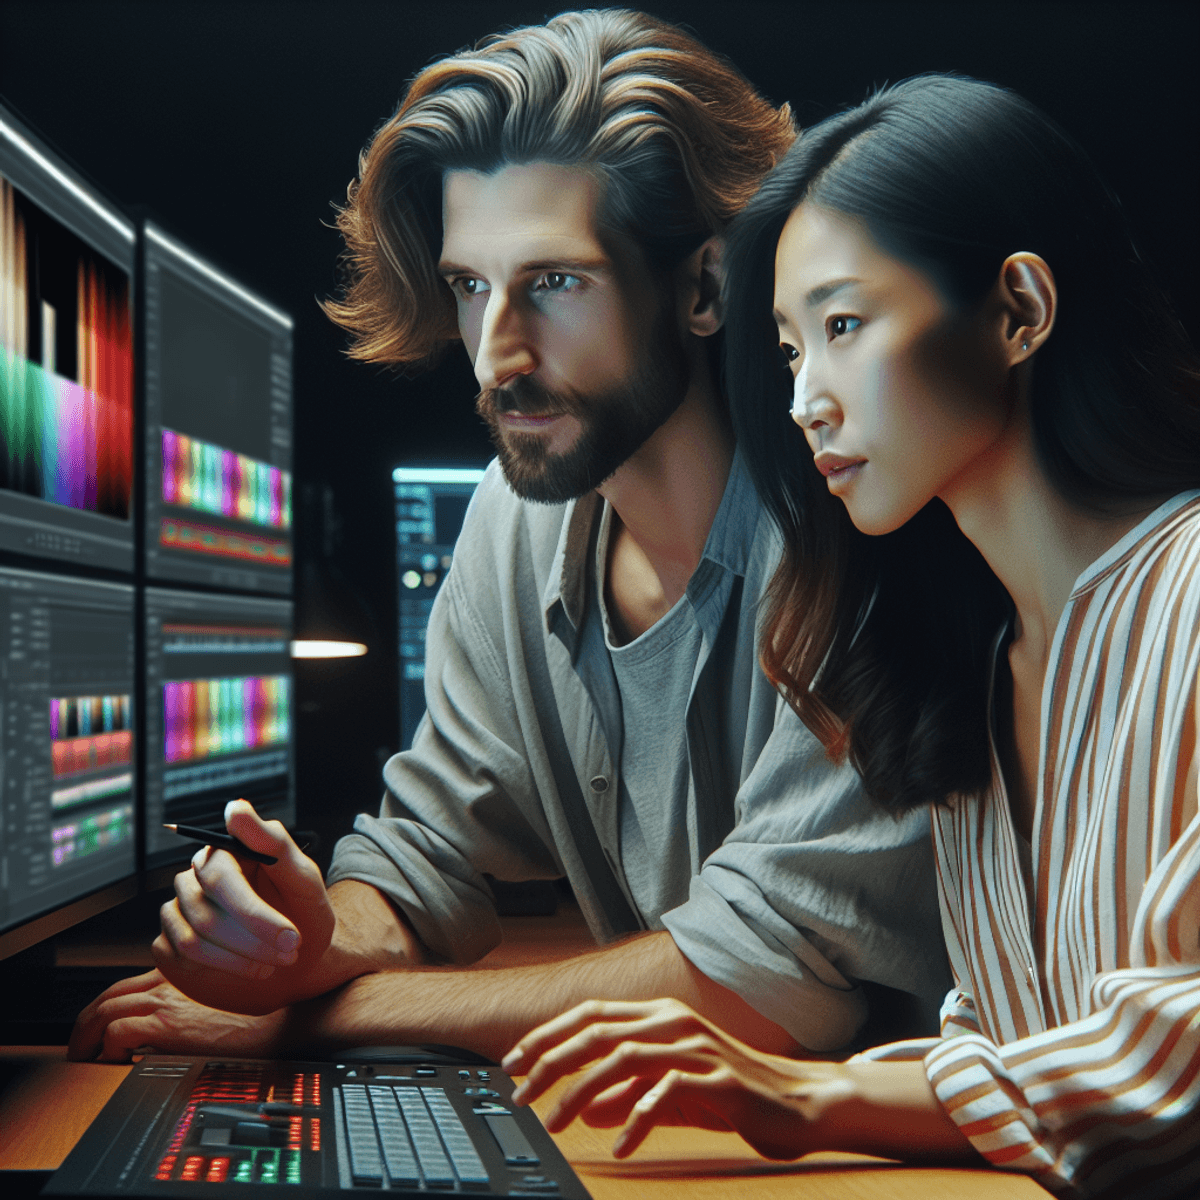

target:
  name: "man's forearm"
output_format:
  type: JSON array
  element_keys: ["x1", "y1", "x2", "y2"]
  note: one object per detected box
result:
[{"x1": 284, "y1": 929, "x2": 798, "y2": 1063}]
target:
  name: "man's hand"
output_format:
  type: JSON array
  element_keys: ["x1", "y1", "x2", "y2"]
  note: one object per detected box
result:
[
  {"x1": 153, "y1": 801, "x2": 421, "y2": 1014},
  {"x1": 68, "y1": 970, "x2": 286, "y2": 1063}
]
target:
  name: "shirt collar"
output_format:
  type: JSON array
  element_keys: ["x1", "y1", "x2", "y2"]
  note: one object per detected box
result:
[{"x1": 543, "y1": 445, "x2": 760, "y2": 635}]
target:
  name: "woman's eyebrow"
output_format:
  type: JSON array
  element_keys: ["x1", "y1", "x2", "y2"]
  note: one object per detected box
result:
[{"x1": 806, "y1": 278, "x2": 860, "y2": 307}]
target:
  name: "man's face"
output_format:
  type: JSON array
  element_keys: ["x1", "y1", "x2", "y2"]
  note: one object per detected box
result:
[{"x1": 439, "y1": 162, "x2": 689, "y2": 503}]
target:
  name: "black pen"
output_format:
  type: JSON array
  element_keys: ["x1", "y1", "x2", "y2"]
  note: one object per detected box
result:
[{"x1": 163, "y1": 823, "x2": 279, "y2": 865}]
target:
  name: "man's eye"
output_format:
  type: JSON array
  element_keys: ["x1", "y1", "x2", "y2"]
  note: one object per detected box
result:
[
  {"x1": 452, "y1": 277, "x2": 489, "y2": 299},
  {"x1": 829, "y1": 315, "x2": 862, "y2": 339},
  {"x1": 779, "y1": 343, "x2": 800, "y2": 366},
  {"x1": 533, "y1": 272, "x2": 581, "y2": 293}
]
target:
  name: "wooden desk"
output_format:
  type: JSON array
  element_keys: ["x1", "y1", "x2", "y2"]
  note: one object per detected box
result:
[{"x1": 0, "y1": 907, "x2": 1047, "y2": 1198}]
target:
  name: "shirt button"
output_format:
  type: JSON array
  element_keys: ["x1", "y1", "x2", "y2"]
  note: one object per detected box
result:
[{"x1": 589, "y1": 776, "x2": 609, "y2": 793}]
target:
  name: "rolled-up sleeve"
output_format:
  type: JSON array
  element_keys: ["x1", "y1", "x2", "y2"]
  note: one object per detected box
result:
[{"x1": 662, "y1": 698, "x2": 950, "y2": 1051}]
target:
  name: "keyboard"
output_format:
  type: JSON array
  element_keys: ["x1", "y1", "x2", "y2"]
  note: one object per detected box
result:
[{"x1": 43, "y1": 1055, "x2": 591, "y2": 1197}]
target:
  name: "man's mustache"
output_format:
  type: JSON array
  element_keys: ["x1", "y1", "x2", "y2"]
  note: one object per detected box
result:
[{"x1": 476, "y1": 376, "x2": 584, "y2": 419}]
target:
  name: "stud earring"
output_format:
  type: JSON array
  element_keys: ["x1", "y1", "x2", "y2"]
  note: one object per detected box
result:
[{"x1": 1022, "y1": 341, "x2": 1029, "y2": 351}]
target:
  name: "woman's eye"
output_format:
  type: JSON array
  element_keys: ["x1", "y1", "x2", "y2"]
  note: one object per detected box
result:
[
  {"x1": 828, "y1": 315, "x2": 862, "y2": 339},
  {"x1": 533, "y1": 272, "x2": 581, "y2": 293},
  {"x1": 779, "y1": 343, "x2": 800, "y2": 365},
  {"x1": 451, "y1": 276, "x2": 489, "y2": 299}
]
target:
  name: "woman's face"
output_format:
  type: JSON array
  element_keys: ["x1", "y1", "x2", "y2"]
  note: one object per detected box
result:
[{"x1": 773, "y1": 203, "x2": 1010, "y2": 536}]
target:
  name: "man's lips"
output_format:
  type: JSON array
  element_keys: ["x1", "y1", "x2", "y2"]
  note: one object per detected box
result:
[{"x1": 813, "y1": 452, "x2": 867, "y2": 478}]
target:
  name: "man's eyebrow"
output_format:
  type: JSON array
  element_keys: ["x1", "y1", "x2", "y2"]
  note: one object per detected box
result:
[
  {"x1": 806, "y1": 278, "x2": 860, "y2": 307},
  {"x1": 436, "y1": 256, "x2": 611, "y2": 279}
]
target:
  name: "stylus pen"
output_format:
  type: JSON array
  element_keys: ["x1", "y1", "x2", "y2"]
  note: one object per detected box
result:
[{"x1": 163, "y1": 823, "x2": 279, "y2": 865}]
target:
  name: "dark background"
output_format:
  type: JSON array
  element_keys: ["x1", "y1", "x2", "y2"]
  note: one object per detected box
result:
[{"x1": 1, "y1": 0, "x2": 1196, "y2": 869}]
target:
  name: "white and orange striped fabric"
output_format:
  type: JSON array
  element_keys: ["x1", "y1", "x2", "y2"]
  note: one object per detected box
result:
[{"x1": 922, "y1": 491, "x2": 1200, "y2": 1197}]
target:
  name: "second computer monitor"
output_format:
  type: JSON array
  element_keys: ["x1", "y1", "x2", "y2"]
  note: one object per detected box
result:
[
  {"x1": 142, "y1": 222, "x2": 293, "y2": 595},
  {"x1": 394, "y1": 466, "x2": 486, "y2": 751},
  {"x1": 143, "y1": 588, "x2": 295, "y2": 870}
]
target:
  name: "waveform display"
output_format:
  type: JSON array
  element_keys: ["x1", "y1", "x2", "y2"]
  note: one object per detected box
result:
[
  {"x1": 50, "y1": 693, "x2": 131, "y2": 740},
  {"x1": 163, "y1": 675, "x2": 290, "y2": 765},
  {"x1": 160, "y1": 517, "x2": 291, "y2": 565},
  {"x1": 0, "y1": 175, "x2": 133, "y2": 518},
  {"x1": 51, "y1": 801, "x2": 133, "y2": 866},
  {"x1": 51, "y1": 771, "x2": 133, "y2": 812},
  {"x1": 52, "y1": 730, "x2": 132, "y2": 779},
  {"x1": 161, "y1": 623, "x2": 289, "y2": 655},
  {"x1": 162, "y1": 429, "x2": 291, "y2": 529}
]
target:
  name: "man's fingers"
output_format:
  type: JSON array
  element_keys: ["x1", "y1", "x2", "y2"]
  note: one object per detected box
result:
[
  {"x1": 613, "y1": 1069, "x2": 712, "y2": 1158},
  {"x1": 157, "y1": 900, "x2": 279, "y2": 979},
  {"x1": 190, "y1": 848, "x2": 300, "y2": 959},
  {"x1": 173, "y1": 868, "x2": 282, "y2": 965},
  {"x1": 224, "y1": 800, "x2": 326, "y2": 906},
  {"x1": 68, "y1": 971, "x2": 168, "y2": 1061}
]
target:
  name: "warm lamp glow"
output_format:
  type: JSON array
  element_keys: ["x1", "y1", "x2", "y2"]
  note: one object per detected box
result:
[{"x1": 290, "y1": 640, "x2": 367, "y2": 659}]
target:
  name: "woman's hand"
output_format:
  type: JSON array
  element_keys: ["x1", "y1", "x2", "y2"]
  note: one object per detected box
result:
[{"x1": 503, "y1": 998, "x2": 850, "y2": 1159}]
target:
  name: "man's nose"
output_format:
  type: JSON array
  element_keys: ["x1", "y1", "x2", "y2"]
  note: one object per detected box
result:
[{"x1": 474, "y1": 292, "x2": 537, "y2": 389}]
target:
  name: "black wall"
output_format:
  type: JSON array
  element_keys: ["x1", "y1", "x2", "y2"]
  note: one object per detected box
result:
[{"x1": 1, "y1": 0, "x2": 1196, "y2": 866}]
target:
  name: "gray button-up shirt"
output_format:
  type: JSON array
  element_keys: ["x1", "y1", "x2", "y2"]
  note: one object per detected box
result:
[{"x1": 327, "y1": 450, "x2": 950, "y2": 1051}]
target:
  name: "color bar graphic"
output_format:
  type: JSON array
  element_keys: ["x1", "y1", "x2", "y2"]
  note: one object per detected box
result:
[
  {"x1": 51, "y1": 802, "x2": 133, "y2": 866},
  {"x1": 161, "y1": 428, "x2": 291, "y2": 529},
  {"x1": 162, "y1": 675, "x2": 290, "y2": 765},
  {"x1": 0, "y1": 175, "x2": 134, "y2": 518},
  {"x1": 160, "y1": 517, "x2": 291, "y2": 565}
]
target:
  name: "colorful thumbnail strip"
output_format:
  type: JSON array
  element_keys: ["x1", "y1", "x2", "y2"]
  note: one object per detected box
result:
[
  {"x1": 160, "y1": 517, "x2": 291, "y2": 566},
  {"x1": 50, "y1": 693, "x2": 131, "y2": 740},
  {"x1": 51, "y1": 802, "x2": 133, "y2": 866},
  {"x1": 162, "y1": 429, "x2": 291, "y2": 529},
  {"x1": 163, "y1": 675, "x2": 290, "y2": 765},
  {"x1": 52, "y1": 730, "x2": 133, "y2": 779},
  {"x1": 1, "y1": 176, "x2": 134, "y2": 518},
  {"x1": 51, "y1": 771, "x2": 133, "y2": 811}
]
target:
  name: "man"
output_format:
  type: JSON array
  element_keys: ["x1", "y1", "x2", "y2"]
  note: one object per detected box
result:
[{"x1": 72, "y1": 9, "x2": 948, "y2": 1064}]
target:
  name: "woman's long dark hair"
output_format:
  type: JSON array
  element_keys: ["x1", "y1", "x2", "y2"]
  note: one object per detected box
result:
[{"x1": 726, "y1": 75, "x2": 1200, "y2": 814}]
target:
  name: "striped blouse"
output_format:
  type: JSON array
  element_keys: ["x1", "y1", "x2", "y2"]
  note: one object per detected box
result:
[{"x1": 918, "y1": 491, "x2": 1200, "y2": 1198}]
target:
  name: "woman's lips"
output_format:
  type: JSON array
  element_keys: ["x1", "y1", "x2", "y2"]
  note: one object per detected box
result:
[{"x1": 813, "y1": 452, "x2": 866, "y2": 492}]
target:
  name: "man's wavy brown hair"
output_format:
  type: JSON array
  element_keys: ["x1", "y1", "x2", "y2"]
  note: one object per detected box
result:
[{"x1": 323, "y1": 8, "x2": 794, "y2": 369}]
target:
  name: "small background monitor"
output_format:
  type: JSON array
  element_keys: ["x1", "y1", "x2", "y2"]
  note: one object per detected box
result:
[
  {"x1": 394, "y1": 465, "x2": 486, "y2": 751},
  {"x1": 0, "y1": 104, "x2": 136, "y2": 573},
  {"x1": 142, "y1": 587, "x2": 295, "y2": 870},
  {"x1": 142, "y1": 222, "x2": 293, "y2": 595},
  {"x1": 0, "y1": 567, "x2": 135, "y2": 946}
]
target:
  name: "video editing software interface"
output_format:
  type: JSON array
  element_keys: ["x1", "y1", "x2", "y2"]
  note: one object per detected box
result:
[
  {"x1": 0, "y1": 104, "x2": 136, "y2": 573},
  {"x1": 394, "y1": 467, "x2": 485, "y2": 751},
  {"x1": 144, "y1": 588, "x2": 294, "y2": 869},
  {"x1": 143, "y1": 222, "x2": 293, "y2": 595},
  {"x1": 0, "y1": 567, "x2": 135, "y2": 938}
]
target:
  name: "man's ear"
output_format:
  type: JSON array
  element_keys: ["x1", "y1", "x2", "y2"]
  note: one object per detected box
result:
[
  {"x1": 996, "y1": 252, "x2": 1056, "y2": 364},
  {"x1": 677, "y1": 236, "x2": 724, "y2": 337}
]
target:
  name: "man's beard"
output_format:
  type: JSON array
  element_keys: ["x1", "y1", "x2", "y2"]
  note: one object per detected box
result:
[{"x1": 475, "y1": 315, "x2": 691, "y2": 505}]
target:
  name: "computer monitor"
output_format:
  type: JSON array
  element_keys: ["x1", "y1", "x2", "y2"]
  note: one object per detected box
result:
[
  {"x1": 0, "y1": 102, "x2": 136, "y2": 574},
  {"x1": 0, "y1": 566, "x2": 136, "y2": 959},
  {"x1": 394, "y1": 466, "x2": 486, "y2": 751},
  {"x1": 141, "y1": 221, "x2": 293, "y2": 595},
  {"x1": 143, "y1": 587, "x2": 295, "y2": 871}
]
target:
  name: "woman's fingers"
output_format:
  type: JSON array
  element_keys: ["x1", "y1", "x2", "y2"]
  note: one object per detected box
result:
[
  {"x1": 542, "y1": 1034, "x2": 716, "y2": 1132},
  {"x1": 509, "y1": 998, "x2": 709, "y2": 1104},
  {"x1": 613, "y1": 1069, "x2": 719, "y2": 1158}
]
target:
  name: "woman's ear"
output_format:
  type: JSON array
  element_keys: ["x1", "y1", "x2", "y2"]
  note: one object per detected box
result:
[
  {"x1": 997, "y1": 252, "x2": 1056, "y2": 364},
  {"x1": 677, "y1": 237, "x2": 724, "y2": 338}
]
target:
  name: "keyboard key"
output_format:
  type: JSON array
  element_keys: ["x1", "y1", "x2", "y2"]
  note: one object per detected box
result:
[
  {"x1": 422, "y1": 1088, "x2": 489, "y2": 1184},
  {"x1": 367, "y1": 1087, "x2": 420, "y2": 1187},
  {"x1": 340, "y1": 1085, "x2": 383, "y2": 1186},
  {"x1": 395, "y1": 1089, "x2": 454, "y2": 1187},
  {"x1": 483, "y1": 1113, "x2": 539, "y2": 1167}
]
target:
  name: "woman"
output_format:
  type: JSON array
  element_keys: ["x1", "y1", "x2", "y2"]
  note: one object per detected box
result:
[{"x1": 501, "y1": 75, "x2": 1200, "y2": 1198}]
